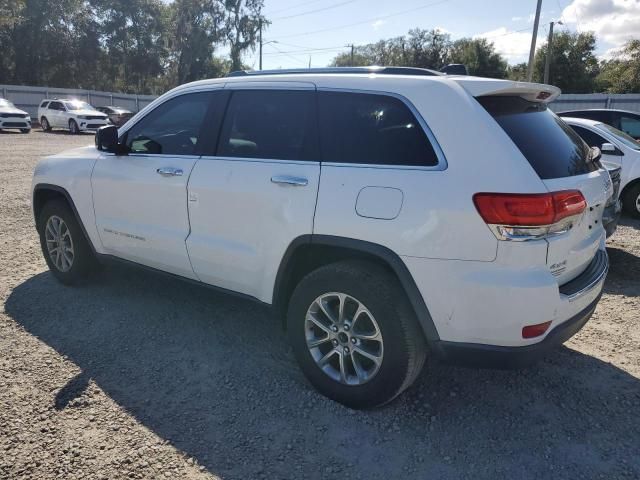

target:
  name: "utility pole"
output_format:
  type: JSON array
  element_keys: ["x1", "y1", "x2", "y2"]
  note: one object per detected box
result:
[
  {"x1": 308, "y1": 56, "x2": 312, "y2": 69},
  {"x1": 350, "y1": 44, "x2": 354, "y2": 66},
  {"x1": 259, "y1": 19, "x2": 263, "y2": 70},
  {"x1": 543, "y1": 21, "x2": 562, "y2": 84},
  {"x1": 526, "y1": 0, "x2": 543, "y2": 82}
]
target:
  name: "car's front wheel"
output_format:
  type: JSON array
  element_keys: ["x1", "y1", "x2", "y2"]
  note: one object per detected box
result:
[
  {"x1": 38, "y1": 200, "x2": 98, "y2": 285},
  {"x1": 69, "y1": 119, "x2": 80, "y2": 134},
  {"x1": 287, "y1": 260, "x2": 427, "y2": 409},
  {"x1": 623, "y1": 183, "x2": 640, "y2": 219},
  {"x1": 40, "y1": 117, "x2": 51, "y2": 131}
]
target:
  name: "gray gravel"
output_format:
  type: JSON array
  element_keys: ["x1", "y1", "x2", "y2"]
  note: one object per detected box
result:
[{"x1": 1, "y1": 130, "x2": 639, "y2": 480}]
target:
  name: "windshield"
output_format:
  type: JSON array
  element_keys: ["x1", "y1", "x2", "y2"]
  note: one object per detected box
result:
[
  {"x1": 64, "y1": 101, "x2": 95, "y2": 111},
  {"x1": 597, "y1": 123, "x2": 640, "y2": 151},
  {"x1": 0, "y1": 99, "x2": 15, "y2": 108}
]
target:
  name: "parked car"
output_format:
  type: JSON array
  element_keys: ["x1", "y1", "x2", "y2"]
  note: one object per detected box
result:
[
  {"x1": 600, "y1": 161, "x2": 623, "y2": 237},
  {"x1": 32, "y1": 67, "x2": 610, "y2": 408},
  {"x1": 559, "y1": 109, "x2": 640, "y2": 140},
  {"x1": 38, "y1": 99, "x2": 109, "y2": 134},
  {"x1": 564, "y1": 116, "x2": 640, "y2": 218},
  {"x1": 0, "y1": 98, "x2": 31, "y2": 133},
  {"x1": 95, "y1": 106, "x2": 135, "y2": 127}
]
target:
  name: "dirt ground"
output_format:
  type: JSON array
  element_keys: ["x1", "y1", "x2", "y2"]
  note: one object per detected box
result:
[{"x1": 1, "y1": 130, "x2": 639, "y2": 480}]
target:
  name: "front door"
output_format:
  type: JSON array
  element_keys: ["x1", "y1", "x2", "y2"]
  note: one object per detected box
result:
[{"x1": 91, "y1": 90, "x2": 218, "y2": 279}]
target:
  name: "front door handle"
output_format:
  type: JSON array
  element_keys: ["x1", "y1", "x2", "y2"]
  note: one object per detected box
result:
[
  {"x1": 157, "y1": 167, "x2": 183, "y2": 177},
  {"x1": 271, "y1": 175, "x2": 308, "y2": 187}
]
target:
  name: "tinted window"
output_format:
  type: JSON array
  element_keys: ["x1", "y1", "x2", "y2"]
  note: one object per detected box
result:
[
  {"x1": 49, "y1": 101, "x2": 63, "y2": 111},
  {"x1": 40, "y1": 101, "x2": 49, "y2": 108},
  {"x1": 598, "y1": 123, "x2": 640, "y2": 151},
  {"x1": 560, "y1": 110, "x2": 609, "y2": 122},
  {"x1": 218, "y1": 90, "x2": 317, "y2": 161},
  {"x1": 620, "y1": 115, "x2": 640, "y2": 139},
  {"x1": 318, "y1": 91, "x2": 439, "y2": 166},
  {"x1": 124, "y1": 92, "x2": 213, "y2": 155},
  {"x1": 478, "y1": 96, "x2": 598, "y2": 179},
  {"x1": 570, "y1": 125, "x2": 607, "y2": 149}
]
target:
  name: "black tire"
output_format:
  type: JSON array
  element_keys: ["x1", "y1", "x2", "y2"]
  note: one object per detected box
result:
[
  {"x1": 622, "y1": 183, "x2": 640, "y2": 218},
  {"x1": 41, "y1": 117, "x2": 51, "y2": 131},
  {"x1": 287, "y1": 260, "x2": 427, "y2": 409},
  {"x1": 21, "y1": 128, "x2": 31, "y2": 134},
  {"x1": 69, "y1": 119, "x2": 79, "y2": 134},
  {"x1": 37, "y1": 199, "x2": 98, "y2": 285}
]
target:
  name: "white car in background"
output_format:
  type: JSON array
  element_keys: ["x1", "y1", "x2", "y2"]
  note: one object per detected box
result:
[
  {"x1": 0, "y1": 98, "x2": 31, "y2": 133},
  {"x1": 38, "y1": 99, "x2": 109, "y2": 134},
  {"x1": 564, "y1": 117, "x2": 640, "y2": 218}
]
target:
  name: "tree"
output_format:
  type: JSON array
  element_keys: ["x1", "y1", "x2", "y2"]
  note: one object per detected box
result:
[
  {"x1": 506, "y1": 62, "x2": 528, "y2": 81},
  {"x1": 533, "y1": 31, "x2": 599, "y2": 93},
  {"x1": 596, "y1": 40, "x2": 640, "y2": 93},
  {"x1": 223, "y1": 0, "x2": 266, "y2": 72},
  {"x1": 449, "y1": 38, "x2": 507, "y2": 78}
]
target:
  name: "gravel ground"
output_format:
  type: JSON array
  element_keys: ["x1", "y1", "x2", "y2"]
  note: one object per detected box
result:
[{"x1": 1, "y1": 130, "x2": 639, "y2": 480}]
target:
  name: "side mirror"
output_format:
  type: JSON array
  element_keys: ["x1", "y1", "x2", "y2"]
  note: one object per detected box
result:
[
  {"x1": 600, "y1": 142, "x2": 623, "y2": 156},
  {"x1": 95, "y1": 125, "x2": 128, "y2": 155}
]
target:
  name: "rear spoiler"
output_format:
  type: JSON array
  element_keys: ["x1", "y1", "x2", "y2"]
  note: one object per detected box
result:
[{"x1": 451, "y1": 77, "x2": 561, "y2": 104}]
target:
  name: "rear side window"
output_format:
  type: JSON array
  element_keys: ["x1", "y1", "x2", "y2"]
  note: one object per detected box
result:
[
  {"x1": 124, "y1": 91, "x2": 214, "y2": 155},
  {"x1": 478, "y1": 96, "x2": 597, "y2": 179},
  {"x1": 570, "y1": 125, "x2": 607, "y2": 149},
  {"x1": 620, "y1": 115, "x2": 640, "y2": 138},
  {"x1": 318, "y1": 91, "x2": 439, "y2": 167},
  {"x1": 218, "y1": 90, "x2": 317, "y2": 161}
]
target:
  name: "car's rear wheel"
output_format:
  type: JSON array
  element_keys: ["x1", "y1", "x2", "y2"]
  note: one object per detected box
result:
[
  {"x1": 69, "y1": 119, "x2": 79, "y2": 134},
  {"x1": 41, "y1": 117, "x2": 51, "y2": 131},
  {"x1": 623, "y1": 183, "x2": 640, "y2": 219},
  {"x1": 38, "y1": 200, "x2": 98, "y2": 285},
  {"x1": 287, "y1": 260, "x2": 427, "y2": 409}
]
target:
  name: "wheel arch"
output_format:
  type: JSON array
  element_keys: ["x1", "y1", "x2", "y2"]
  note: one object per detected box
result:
[
  {"x1": 621, "y1": 177, "x2": 640, "y2": 200},
  {"x1": 32, "y1": 184, "x2": 97, "y2": 254},
  {"x1": 273, "y1": 234, "x2": 440, "y2": 343}
]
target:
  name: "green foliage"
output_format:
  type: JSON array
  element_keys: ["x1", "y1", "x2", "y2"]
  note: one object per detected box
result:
[
  {"x1": 532, "y1": 31, "x2": 599, "y2": 93},
  {"x1": 0, "y1": 0, "x2": 265, "y2": 94},
  {"x1": 596, "y1": 40, "x2": 640, "y2": 93},
  {"x1": 331, "y1": 28, "x2": 508, "y2": 78}
]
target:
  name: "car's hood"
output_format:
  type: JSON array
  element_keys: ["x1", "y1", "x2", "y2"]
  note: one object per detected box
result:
[
  {"x1": 0, "y1": 107, "x2": 29, "y2": 116},
  {"x1": 48, "y1": 145, "x2": 99, "y2": 160},
  {"x1": 71, "y1": 110, "x2": 108, "y2": 117}
]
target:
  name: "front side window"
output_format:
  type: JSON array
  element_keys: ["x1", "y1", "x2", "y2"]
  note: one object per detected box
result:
[
  {"x1": 124, "y1": 92, "x2": 214, "y2": 156},
  {"x1": 620, "y1": 116, "x2": 640, "y2": 139},
  {"x1": 218, "y1": 90, "x2": 317, "y2": 161},
  {"x1": 318, "y1": 91, "x2": 439, "y2": 167},
  {"x1": 598, "y1": 123, "x2": 640, "y2": 151},
  {"x1": 64, "y1": 100, "x2": 95, "y2": 111},
  {"x1": 571, "y1": 125, "x2": 607, "y2": 149}
]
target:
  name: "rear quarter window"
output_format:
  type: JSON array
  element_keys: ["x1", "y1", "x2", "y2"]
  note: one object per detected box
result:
[
  {"x1": 40, "y1": 101, "x2": 50, "y2": 109},
  {"x1": 478, "y1": 96, "x2": 597, "y2": 179}
]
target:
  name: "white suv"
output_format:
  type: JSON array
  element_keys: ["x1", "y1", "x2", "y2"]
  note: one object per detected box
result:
[
  {"x1": 31, "y1": 67, "x2": 610, "y2": 408},
  {"x1": 38, "y1": 99, "x2": 109, "y2": 134},
  {"x1": 0, "y1": 98, "x2": 31, "y2": 133}
]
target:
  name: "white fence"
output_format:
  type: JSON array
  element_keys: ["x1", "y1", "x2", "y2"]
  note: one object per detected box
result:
[
  {"x1": 3, "y1": 83, "x2": 640, "y2": 120},
  {"x1": 0, "y1": 84, "x2": 158, "y2": 120}
]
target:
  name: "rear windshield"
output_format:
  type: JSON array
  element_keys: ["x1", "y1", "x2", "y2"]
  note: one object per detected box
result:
[{"x1": 478, "y1": 96, "x2": 598, "y2": 179}]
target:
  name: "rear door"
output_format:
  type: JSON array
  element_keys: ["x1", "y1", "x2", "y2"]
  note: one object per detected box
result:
[
  {"x1": 478, "y1": 96, "x2": 610, "y2": 284},
  {"x1": 186, "y1": 84, "x2": 321, "y2": 302}
]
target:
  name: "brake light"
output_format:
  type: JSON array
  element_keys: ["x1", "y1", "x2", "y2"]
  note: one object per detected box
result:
[
  {"x1": 522, "y1": 321, "x2": 552, "y2": 339},
  {"x1": 473, "y1": 190, "x2": 586, "y2": 241}
]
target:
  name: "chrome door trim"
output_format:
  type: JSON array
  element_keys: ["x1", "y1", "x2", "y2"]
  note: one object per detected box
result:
[{"x1": 271, "y1": 175, "x2": 309, "y2": 186}]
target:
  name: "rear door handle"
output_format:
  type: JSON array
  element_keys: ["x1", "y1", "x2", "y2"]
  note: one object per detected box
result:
[
  {"x1": 271, "y1": 175, "x2": 308, "y2": 187},
  {"x1": 157, "y1": 167, "x2": 183, "y2": 177}
]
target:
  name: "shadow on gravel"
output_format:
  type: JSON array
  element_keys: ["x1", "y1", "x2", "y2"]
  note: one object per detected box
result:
[
  {"x1": 5, "y1": 265, "x2": 640, "y2": 480},
  {"x1": 605, "y1": 246, "x2": 640, "y2": 296}
]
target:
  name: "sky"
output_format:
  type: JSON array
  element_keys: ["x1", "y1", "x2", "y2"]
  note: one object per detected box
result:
[{"x1": 239, "y1": 0, "x2": 640, "y2": 70}]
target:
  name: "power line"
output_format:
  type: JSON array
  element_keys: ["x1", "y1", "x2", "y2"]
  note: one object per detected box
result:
[
  {"x1": 268, "y1": 0, "x2": 326, "y2": 15},
  {"x1": 272, "y1": 0, "x2": 358, "y2": 21},
  {"x1": 270, "y1": 0, "x2": 452, "y2": 40},
  {"x1": 264, "y1": 43, "x2": 312, "y2": 66}
]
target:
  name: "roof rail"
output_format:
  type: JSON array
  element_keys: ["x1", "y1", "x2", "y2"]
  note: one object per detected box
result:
[{"x1": 226, "y1": 66, "x2": 444, "y2": 78}]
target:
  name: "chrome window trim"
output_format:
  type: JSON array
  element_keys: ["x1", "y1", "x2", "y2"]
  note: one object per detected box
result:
[
  {"x1": 198, "y1": 155, "x2": 319, "y2": 166},
  {"x1": 317, "y1": 87, "x2": 448, "y2": 171}
]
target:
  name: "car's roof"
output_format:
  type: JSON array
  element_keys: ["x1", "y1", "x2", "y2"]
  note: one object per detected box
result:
[
  {"x1": 559, "y1": 108, "x2": 640, "y2": 116},
  {"x1": 560, "y1": 117, "x2": 604, "y2": 128}
]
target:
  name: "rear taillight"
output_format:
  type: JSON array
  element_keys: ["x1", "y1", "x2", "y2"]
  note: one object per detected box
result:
[{"x1": 473, "y1": 190, "x2": 586, "y2": 241}]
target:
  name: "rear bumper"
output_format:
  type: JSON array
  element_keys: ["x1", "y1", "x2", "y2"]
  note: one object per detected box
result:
[{"x1": 431, "y1": 292, "x2": 601, "y2": 369}]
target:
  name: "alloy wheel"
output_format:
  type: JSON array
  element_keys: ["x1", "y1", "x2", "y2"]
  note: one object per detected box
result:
[
  {"x1": 304, "y1": 292, "x2": 384, "y2": 386},
  {"x1": 44, "y1": 215, "x2": 74, "y2": 272}
]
